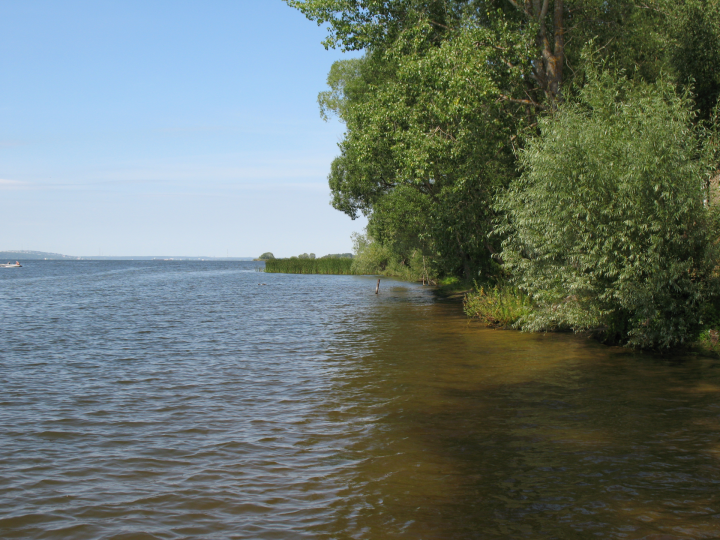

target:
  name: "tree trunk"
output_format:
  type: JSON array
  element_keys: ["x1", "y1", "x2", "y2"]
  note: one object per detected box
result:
[
  {"x1": 463, "y1": 254, "x2": 472, "y2": 282},
  {"x1": 511, "y1": 0, "x2": 566, "y2": 105},
  {"x1": 542, "y1": 0, "x2": 565, "y2": 103}
]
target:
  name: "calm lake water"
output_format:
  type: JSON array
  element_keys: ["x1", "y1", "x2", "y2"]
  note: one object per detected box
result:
[{"x1": 1, "y1": 261, "x2": 719, "y2": 539}]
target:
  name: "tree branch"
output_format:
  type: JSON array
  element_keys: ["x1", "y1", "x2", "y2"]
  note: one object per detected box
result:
[
  {"x1": 499, "y1": 94, "x2": 547, "y2": 109},
  {"x1": 539, "y1": 0, "x2": 551, "y2": 22},
  {"x1": 506, "y1": 0, "x2": 523, "y2": 12},
  {"x1": 428, "y1": 19, "x2": 452, "y2": 30},
  {"x1": 485, "y1": 241, "x2": 502, "y2": 260},
  {"x1": 430, "y1": 126, "x2": 457, "y2": 141}
]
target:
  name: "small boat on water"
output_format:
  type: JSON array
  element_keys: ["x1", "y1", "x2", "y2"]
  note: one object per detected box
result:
[{"x1": 1, "y1": 261, "x2": 22, "y2": 268}]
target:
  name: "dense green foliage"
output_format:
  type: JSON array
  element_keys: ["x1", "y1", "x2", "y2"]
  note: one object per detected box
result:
[
  {"x1": 497, "y1": 66, "x2": 720, "y2": 347},
  {"x1": 321, "y1": 19, "x2": 528, "y2": 279},
  {"x1": 257, "y1": 252, "x2": 275, "y2": 260},
  {"x1": 286, "y1": 0, "x2": 720, "y2": 348},
  {"x1": 351, "y1": 231, "x2": 429, "y2": 281},
  {"x1": 264, "y1": 258, "x2": 355, "y2": 274},
  {"x1": 668, "y1": 0, "x2": 720, "y2": 121}
]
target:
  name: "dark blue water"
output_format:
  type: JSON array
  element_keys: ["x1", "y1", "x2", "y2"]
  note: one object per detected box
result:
[{"x1": 1, "y1": 261, "x2": 720, "y2": 539}]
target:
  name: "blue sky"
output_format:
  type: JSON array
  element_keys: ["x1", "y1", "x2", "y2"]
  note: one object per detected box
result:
[{"x1": 0, "y1": 0, "x2": 365, "y2": 257}]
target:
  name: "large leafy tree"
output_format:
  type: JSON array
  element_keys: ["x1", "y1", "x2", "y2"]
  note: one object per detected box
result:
[
  {"x1": 284, "y1": 0, "x2": 472, "y2": 51},
  {"x1": 286, "y1": 0, "x2": 720, "y2": 282},
  {"x1": 288, "y1": 0, "x2": 720, "y2": 112},
  {"x1": 286, "y1": 0, "x2": 651, "y2": 105},
  {"x1": 322, "y1": 20, "x2": 529, "y2": 277}
]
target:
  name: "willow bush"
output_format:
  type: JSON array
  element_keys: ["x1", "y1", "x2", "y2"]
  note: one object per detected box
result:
[
  {"x1": 264, "y1": 258, "x2": 355, "y2": 275},
  {"x1": 497, "y1": 65, "x2": 720, "y2": 349},
  {"x1": 351, "y1": 231, "x2": 430, "y2": 281}
]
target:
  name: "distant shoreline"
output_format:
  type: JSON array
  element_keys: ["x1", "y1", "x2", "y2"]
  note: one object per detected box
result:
[{"x1": 0, "y1": 251, "x2": 255, "y2": 261}]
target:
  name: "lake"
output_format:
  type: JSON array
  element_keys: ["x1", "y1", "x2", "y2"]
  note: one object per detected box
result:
[{"x1": 1, "y1": 261, "x2": 719, "y2": 539}]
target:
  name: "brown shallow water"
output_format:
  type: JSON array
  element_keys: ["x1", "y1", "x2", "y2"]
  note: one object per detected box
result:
[{"x1": 1, "y1": 261, "x2": 719, "y2": 539}]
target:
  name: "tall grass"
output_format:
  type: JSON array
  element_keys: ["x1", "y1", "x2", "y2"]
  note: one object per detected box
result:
[
  {"x1": 464, "y1": 284, "x2": 533, "y2": 327},
  {"x1": 264, "y1": 258, "x2": 355, "y2": 275}
]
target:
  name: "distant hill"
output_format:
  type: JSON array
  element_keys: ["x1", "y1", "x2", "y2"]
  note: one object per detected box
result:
[
  {"x1": 0, "y1": 250, "x2": 80, "y2": 260},
  {"x1": 0, "y1": 250, "x2": 254, "y2": 261}
]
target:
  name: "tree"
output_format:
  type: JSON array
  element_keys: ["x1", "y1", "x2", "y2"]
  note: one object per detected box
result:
[
  {"x1": 321, "y1": 19, "x2": 529, "y2": 278},
  {"x1": 258, "y1": 252, "x2": 275, "y2": 260},
  {"x1": 287, "y1": 0, "x2": 720, "y2": 285},
  {"x1": 668, "y1": 0, "x2": 720, "y2": 121},
  {"x1": 497, "y1": 64, "x2": 719, "y2": 348},
  {"x1": 284, "y1": 0, "x2": 467, "y2": 51}
]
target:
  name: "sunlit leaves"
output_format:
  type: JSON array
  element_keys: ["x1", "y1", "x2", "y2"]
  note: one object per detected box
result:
[
  {"x1": 323, "y1": 16, "x2": 529, "y2": 276},
  {"x1": 498, "y1": 64, "x2": 720, "y2": 348},
  {"x1": 283, "y1": 0, "x2": 476, "y2": 51}
]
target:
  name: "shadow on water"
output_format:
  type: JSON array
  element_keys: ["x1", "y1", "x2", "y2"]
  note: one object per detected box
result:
[{"x1": 320, "y1": 287, "x2": 720, "y2": 539}]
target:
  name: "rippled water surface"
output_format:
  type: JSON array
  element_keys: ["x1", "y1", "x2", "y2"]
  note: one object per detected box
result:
[{"x1": 1, "y1": 261, "x2": 720, "y2": 539}]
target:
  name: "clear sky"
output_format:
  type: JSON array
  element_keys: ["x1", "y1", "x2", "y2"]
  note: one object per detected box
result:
[{"x1": 0, "y1": 0, "x2": 366, "y2": 258}]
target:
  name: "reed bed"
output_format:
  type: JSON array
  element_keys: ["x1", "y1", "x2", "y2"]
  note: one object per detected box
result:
[
  {"x1": 264, "y1": 258, "x2": 356, "y2": 275},
  {"x1": 464, "y1": 284, "x2": 533, "y2": 327}
]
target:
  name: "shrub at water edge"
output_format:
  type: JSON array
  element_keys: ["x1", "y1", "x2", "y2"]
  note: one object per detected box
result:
[
  {"x1": 497, "y1": 65, "x2": 720, "y2": 348},
  {"x1": 351, "y1": 231, "x2": 432, "y2": 282}
]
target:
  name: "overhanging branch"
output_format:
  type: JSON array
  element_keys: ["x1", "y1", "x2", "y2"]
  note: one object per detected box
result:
[{"x1": 499, "y1": 94, "x2": 547, "y2": 109}]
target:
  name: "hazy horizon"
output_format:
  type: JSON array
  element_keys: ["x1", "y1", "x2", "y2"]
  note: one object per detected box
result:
[
  {"x1": 1, "y1": 1, "x2": 367, "y2": 258},
  {"x1": 0, "y1": 249, "x2": 350, "y2": 260}
]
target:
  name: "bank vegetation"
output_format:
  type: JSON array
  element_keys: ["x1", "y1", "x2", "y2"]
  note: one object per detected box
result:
[
  {"x1": 264, "y1": 257, "x2": 355, "y2": 274},
  {"x1": 286, "y1": 0, "x2": 720, "y2": 350}
]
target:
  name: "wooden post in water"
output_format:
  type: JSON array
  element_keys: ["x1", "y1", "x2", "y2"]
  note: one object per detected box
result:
[{"x1": 375, "y1": 278, "x2": 380, "y2": 294}]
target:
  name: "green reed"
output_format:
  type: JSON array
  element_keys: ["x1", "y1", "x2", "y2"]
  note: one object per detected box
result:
[
  {"x1": 263, "y1": 258, "x2": 355, "y2": 275},
  {"x1": 464, "y1": 284, "x2": 533, "y2": 328}
]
